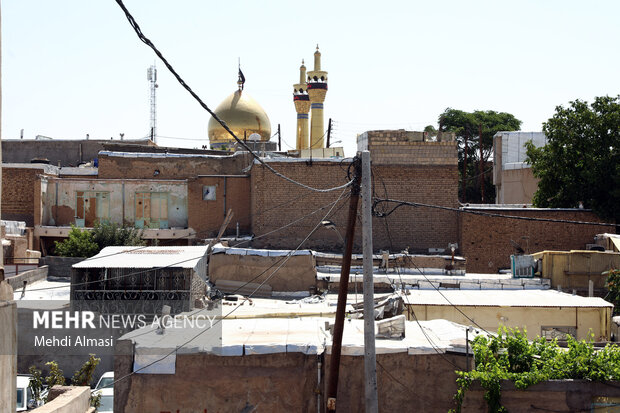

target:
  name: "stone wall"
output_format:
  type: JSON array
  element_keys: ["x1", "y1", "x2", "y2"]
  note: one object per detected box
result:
[{"x1": 459, "y1": 207, "x2": 615, "y2": 273}]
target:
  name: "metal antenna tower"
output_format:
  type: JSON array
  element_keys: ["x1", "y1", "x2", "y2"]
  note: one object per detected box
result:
[{"x1": 147, "y1": 65, "x2": 158, "y2": 143}]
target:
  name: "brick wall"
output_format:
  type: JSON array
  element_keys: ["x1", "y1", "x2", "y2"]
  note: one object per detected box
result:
[
  {"x1": 187, "y1": 176, "x2": 251, "y2": 239},
  {"x1": 359, "y1": 130, "x2": 458, "y2": 166},
  {"x1": 250, "y1": 160, "x2": 459, "y2": 253},
  {"x1": 460, "y1": 208, "x2": 615, "y2": 273},
  {"x1": 2, "y1": 167, "x2": 39, "y2": 226},
  {"x1": 97, "y1": 152, "x2": 253, "y2": 179}
]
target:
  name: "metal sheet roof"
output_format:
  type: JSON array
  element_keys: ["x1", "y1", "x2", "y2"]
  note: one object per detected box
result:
[
  {"x1": 402, "y1": 289, "x2": 613, "y2": 308},
  {"x1": 72, "y1": 246, "x2": 209, "y2": 270}
]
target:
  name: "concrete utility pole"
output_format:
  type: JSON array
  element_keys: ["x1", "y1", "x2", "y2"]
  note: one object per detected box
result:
[
  {"x1": 361, "y1": 150, "x2": 378, "y2": 412},
  {"x1": 327, "y1": 156, "x2": 361, "y2": 413},
  {"x1": 479, "y1": 123, "x2": 484, "y2": 203}
]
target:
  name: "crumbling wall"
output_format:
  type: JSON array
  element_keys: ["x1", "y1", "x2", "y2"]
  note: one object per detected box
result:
[
  {"x1": 114, "y1": 347, "x2": 318, "y2": 413},
  {"x1": 208, "y1": 252, "x2": 316, "y2": 293}
]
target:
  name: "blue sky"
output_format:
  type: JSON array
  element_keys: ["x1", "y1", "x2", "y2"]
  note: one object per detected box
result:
[{"x1": 3, "y1": 1, "x2": 619, "y2": 157}]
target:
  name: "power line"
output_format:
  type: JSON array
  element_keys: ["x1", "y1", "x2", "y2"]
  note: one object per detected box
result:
[
  {"x1": 22, "y1": 192, "x2": 350, "y2": 293},
  {"x1": 373, "y1": 197, "x2": 617, "y2": 226},
  {"x1": 372, "y1": 169, "x2": 490, "y2": 365},
  {"x1": 114, "y1": 0, "x2": 353, "y2": 194},
  {"x1": 100, "y1": 182, "x2": 350, "y2": 390}
]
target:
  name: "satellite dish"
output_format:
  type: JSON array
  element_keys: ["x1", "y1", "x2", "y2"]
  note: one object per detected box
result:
[{"x1": 248, "y1": 133, "x2": 261, "y2": 142}]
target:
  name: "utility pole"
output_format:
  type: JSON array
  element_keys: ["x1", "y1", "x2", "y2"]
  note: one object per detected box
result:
[
  {"x1": 479, "y1": 123, "x2": 484, "y2": 203},
  {"x1": 326, "y1": 118, "x2": 332, "y2": 148},
  {"x1": 463, "y1": 130, "x2": 468, "y2": 203},
  {"x1": 361, "y1": 150, "x2": 378, "y2": 412},
  {"x1": 327, "y1": 156, "x2": 362, "y2": 413},
  {"x1": 277, "y1": 124, "x2": 281, "y2": 151}
]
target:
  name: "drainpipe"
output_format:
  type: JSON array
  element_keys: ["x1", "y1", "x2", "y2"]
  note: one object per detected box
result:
[{"x1": 317, "y1": 353, "x2": 322, "y2": 413}]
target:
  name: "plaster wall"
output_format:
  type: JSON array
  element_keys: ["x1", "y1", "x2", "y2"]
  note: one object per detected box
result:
[
  {"x1": 208, "y1": 252, "x2": 316, "y2": 292},
  {"x1": 404, "y1": 304, "x2": 611, "y2": 340},
  {"x1": 532, "y1": 250, "x2": 620, "y2": 292},
  {"x1": 0, "y1": 281, "x2": 17, "y2": 413},
  {"x1": 39, "y1": 177, "x2": 188, "y2": 228},
  {"x1": 114, "y1": 346, "x2": 318, "y2": 413}
]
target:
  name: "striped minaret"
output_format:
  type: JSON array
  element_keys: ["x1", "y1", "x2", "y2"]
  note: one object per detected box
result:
[
  {"x1": 307, "y1": 45, "x2": 328, "y2": 150},
  {"x1": 293, "y1": 60, "x2": 310, "y2": 150}
]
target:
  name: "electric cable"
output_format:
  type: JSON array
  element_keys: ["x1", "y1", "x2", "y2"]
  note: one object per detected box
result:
[
  {"x1": 373, "y1": 197, "x2": 617, "y2": 226},
  {"x1": 114, "y1": 0, "x2": 353, "y2": 193},
  {"x1": 99, "y1": 181, "x2": 352, "y2": 389},
  {"x1": 20, "y1": 191, "x2": 350, "y2": 293}
]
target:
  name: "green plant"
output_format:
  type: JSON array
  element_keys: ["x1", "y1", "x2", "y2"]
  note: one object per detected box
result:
[
  {"x1": 71, "y1": 353, "x2": 100, "y2": 386},
  {"x1": 451, "y1": 327, "x2": 620, "y2": 413},
  {"x1": 54, "y1": 225, "x2": 99, "y2": 257},
  {"x1": 91, "y1": 221, "x2": 145, "y2": 251},
  {"x1": 45, "y1": 361, "x2": 66, "y2": 388},
  {"x1": 28, "y1": 366, "x2": 44, "y2": 404},
  {"x1": 605, "y1": 269, "x2": 620, "y2": 315}
]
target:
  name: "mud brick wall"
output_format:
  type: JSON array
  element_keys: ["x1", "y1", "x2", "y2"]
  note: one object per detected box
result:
[
  {"x1": 2, "y1": 167, "x2": 39, "y2": 226},
  {"x1": 459, "y1": 208, "x2": 615, "y2": 273}
]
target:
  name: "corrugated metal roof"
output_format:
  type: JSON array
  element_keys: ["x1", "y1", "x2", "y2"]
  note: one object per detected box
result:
[
  {"x1": 72, "y1": 246, "x2": 209, "y2": 269},
  {"x1": 403, "y1": 289, "x2": 612, "y2": 308}
]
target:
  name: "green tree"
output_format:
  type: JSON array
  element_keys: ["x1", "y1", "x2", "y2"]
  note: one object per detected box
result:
[
  {"x1": 54, "y1": 225, "x2": 99, "y2": 257},
  {"x1": 70, "y1": 353, "x2": 100, "y2": 386},
  {"x1": 54, "y1": 221, "x2": 146, "y2": 257},
  {"x1": 45, "y1": 361, "x2": 66, "y2": 388},
  {"x1": 91, "y1": 221, "x2": 145, "y2": 252},
  {"x1": 526, "y1": 95, "x2": 620, "y2": 223},
  {"x1": 439, "y1": 108, "x2": 522, "y2": 203},
  {"x1": 28, "y1": 366, "x2": 44, "y2": 405}
]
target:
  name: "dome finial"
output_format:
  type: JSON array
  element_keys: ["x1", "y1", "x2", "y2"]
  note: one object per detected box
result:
[{"x1": 237, "y1": 58, "x2": 245, "y2": 91}]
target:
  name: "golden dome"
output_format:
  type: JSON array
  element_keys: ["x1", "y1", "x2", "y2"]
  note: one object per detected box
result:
[{"x1": 208, "y1": 90, "x2": 271, "y2": 148}]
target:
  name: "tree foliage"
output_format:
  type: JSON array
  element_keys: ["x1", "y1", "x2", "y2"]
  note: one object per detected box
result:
[
  {"x1": 439, "y1": 108, "x2": 522, "y2": 203},
  {"x1": 452, "y1": 328, "x2": 620, "y2": 413},
  {"x1": 91, "y1": 221, "x2": 145, "y2": 251},
  {"x1": 605, "y1": 269, "x2": 620, "y2": 315},
  {"x1": 53, "y1": 225, "x2": 99, "y2": 257},
  {"x1": 70, "y1": 353, "x2": 101, "y2": 386},
  {"x1": 526, "y1": 95, "x2": 620, "y2": 222},
  {"x1": 54, "y1": 221, "x2": 146, "y2": 257}
]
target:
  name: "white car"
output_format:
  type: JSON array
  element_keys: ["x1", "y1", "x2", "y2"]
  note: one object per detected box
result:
[
  {"x1": 93, "y1": 387, "x2": 113, "y2": 413},
  {"x1": 94, "y1": 371, "x2": 114, "y2": 390},
  {"x1": 16, "y1": 375, "x2": 34, "y2": 411}
]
